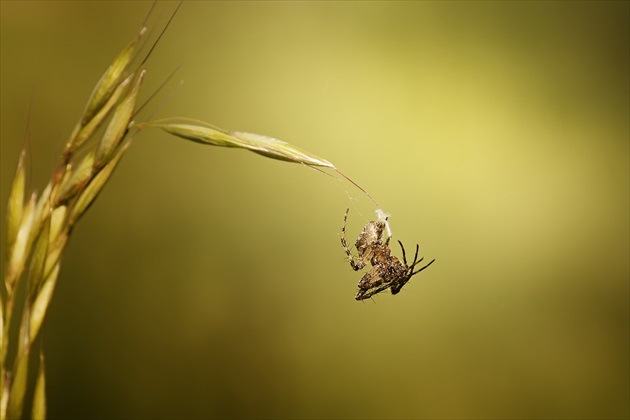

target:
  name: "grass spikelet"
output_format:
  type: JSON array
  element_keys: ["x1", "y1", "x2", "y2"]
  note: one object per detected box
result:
[
  {"x1": 65, "y1": 75, "x2": 133, "y2": 157},
  {"x1": 41, "y1": 236, "x2": 66, "y2": 292},
  {"x1": 6, "y1": 349, "x2": 28, "y2": 420},
  {"x1": 95, "y1": 71, "x2": 145, "y2": 169},
  {"x1": 148, "y1": 121, "x2": 247, "y2": 148},
  {"x1": 5, "y1": 193, "x2": 37, "y2": 294},
  {"x1": 145, "y1": 119, "x2": 380, "y2": 207},
  {"x1": 66, "y1": 27, "x2": 146, "y2": 155},
  {"x1": 83, "y1": 27, "x2": 146, "y2": 123},
  {"x1": 70, "y1": 140, "x2": 130, "y2": 227},
  {"x1": 145, "y1": 119, "x2": 335, "y2": 168},
  {"x1": 48, "y1": 206, "x2": 67, "y2": 248},
  {"x1": 33, "y1": 181, "x2": 53, "y2": 234},
  {"x1": 41, "y1": 206, "x2": 68, "y2": 281},
  {"x1": 6, "y1": 149, "x2": 26, "y2": 251},
  {"x1": 29, "y1": 263, "x2": 60, "y2": 345},
  {"x1": 230, "y1": 131, "x2": 335, "y2": 167},
  {"x1": 27, "y1": 216, "x2": 50, "y2": 299},
  {"x1": 57, "y1": 152, "x2": 95, "y2": 205},
  {"x1": 31, "y1": 352, "x2": 46, "y2": 420}
]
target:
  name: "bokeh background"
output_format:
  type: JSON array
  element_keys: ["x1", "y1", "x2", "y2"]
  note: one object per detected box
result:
[{"x1": 1, "y1": 1, "x2": 628, "y2": 418}]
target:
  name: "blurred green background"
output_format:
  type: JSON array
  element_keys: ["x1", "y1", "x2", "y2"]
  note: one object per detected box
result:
[{"x1": 1, "y1": 1, "x2": 628, "y2": 418}]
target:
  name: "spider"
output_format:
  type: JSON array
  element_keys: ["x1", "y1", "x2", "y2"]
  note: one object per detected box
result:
[{"x1": 340, "y1": 208, "x2": 435, "y2": 300}]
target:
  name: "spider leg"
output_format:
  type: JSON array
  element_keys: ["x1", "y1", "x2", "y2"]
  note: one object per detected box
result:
[
  {"x1": 412, "y1": 244, "x2": 420, "y2": 267},
  {"x1": 407, "y1": 244, "x2": 427, "y2": 272},
  {"x1": 391, "y1": 251, "x2": 435, "y2": 295},
  {"x1": 390, "y1": 279, "x2": 406, "y2": 295},
  {"x1": 341, "y1": 208, "x2": 362, "y2": 271},
  {"x1": 410, "y1": 258, "x2": 436, "y2": 276},
  {"x1": 410, "y1": 257, "x2": 425, "y2": 271},
  {"x1": 355, "y1": 281, "x2": 392, "y2": 300},
  {"x1": 397, "y1": 240, "x2": 408, "y2": 266}
]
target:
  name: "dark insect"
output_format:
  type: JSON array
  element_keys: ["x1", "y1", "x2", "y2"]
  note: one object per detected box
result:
[{"x1": 341, "y1": 208, "x2": 435, "y2": 300}]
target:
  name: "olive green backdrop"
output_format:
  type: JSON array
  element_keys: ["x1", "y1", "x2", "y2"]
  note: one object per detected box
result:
[{"x1": 1, "y1": 1, "x2": 628, "y2": 418}]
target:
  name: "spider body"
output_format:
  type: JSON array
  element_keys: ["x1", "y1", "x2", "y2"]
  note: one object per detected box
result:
[{"x1": 341, "y1": 208, "x2": 435, "y2": 300}]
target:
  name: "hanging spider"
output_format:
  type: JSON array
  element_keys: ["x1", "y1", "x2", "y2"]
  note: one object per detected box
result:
[{"x1": 341, "y1": 208, "x2": 435, "y2": 300}]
